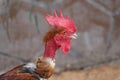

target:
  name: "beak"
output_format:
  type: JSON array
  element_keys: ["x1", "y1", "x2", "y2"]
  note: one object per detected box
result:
[{"x1": 70, "y1": 33, "x2": 78, "y2": 39}]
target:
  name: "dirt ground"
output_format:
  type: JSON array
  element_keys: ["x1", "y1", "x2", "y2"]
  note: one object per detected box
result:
[{"x1": 49, "y1": 64, "x2": 120, "y2": 80}]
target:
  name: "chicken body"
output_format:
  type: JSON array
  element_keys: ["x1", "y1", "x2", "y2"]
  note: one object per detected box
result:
[{"x1": 0, "y1": 57, "x2": 55, "y2": 80}]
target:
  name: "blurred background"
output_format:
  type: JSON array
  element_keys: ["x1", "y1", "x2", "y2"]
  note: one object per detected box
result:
[{"x1": 0, "y1": 0, "x2": 120, "y2": 77}]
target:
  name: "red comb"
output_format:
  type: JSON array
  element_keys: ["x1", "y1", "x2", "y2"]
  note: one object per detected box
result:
[{"x1": 46, "y1": 10, "x2": 76, "y2": 34}]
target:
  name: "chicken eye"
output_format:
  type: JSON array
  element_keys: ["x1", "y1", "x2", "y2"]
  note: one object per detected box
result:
[
  {"x1": 62, "y1": 31, "x2": 66, "y2": 34},
  {"x1": 63, "y1": 32, "x2": 66, "y2": 34}
]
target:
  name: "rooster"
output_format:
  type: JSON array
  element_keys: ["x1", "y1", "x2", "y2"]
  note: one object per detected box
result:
[{"x1": 0, "y1": 10, "x2": 77, "y2": 80}]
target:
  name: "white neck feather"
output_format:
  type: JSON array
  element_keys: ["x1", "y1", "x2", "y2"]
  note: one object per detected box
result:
[
  {"x1": 24, "y1": 63, "x2": 36, "y2": 71},
  {"x1": 45, "y1": 58, "x2": 55, "y2": 68}
]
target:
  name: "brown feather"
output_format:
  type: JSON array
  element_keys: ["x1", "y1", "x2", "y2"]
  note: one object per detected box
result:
[
  {"x1": 0, "y1": 57, "x2": 54, "y2": 80},
  {"x1": 43, "y1": 27, "x2": 65, "y2": 43},
  {"x1": 35, "y1": 56, "x2": 55, "y2": 78},
  {"x1": 0, "y1": 64, "x2": 36, "y2": 80}
]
